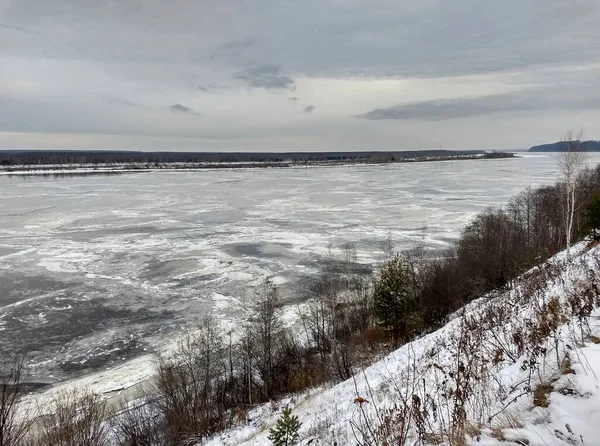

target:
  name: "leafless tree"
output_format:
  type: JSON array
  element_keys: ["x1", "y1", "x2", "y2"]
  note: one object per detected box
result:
[
  {"x1": 382, "y1": 231, "x2": 395, "y2": 261},
  {"x1": 558, "y1": 129, "x2": 587, "y2": 257},
  {"x1": 154, "y1": 315, "x2": 226, "y2": 443},
  {"x1": 239, "y1": 322, "x2": 256, "y2": 405},
  {"x1": 111, "y1": 394, "x2": 166, "y2": 446},
  {"x1": 250, "y1": 278, "x2": 283, "y2": 399},
  {"x1": 34, "y1": 388, "x2": 111, "y2": 446},
  {"x1": 0, "y1": 356, "x2": 34, "y2": 446}
]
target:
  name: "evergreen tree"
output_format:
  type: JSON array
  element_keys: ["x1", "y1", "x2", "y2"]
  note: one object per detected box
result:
[
  {"x1": 268, "y1": 407, "x2": 301, "y2": 446},
  {"x1": 373, "y1": 254, "x2": 420, "y2": 345},
  {"x1": 586, "y1": 194, "x2": 600, "y2": 241}
]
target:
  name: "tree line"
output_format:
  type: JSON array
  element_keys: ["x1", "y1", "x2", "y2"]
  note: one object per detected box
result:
[{"x1": 0, "y1": 149, "x2": 503, "y2": 167}]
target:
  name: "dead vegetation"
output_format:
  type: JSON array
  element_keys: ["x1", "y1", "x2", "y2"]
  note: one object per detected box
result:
[
  {"x1": 350, "y1": 247, "x2": 600, "y2": 445},
  {"x1": 0, "y1": 356, "x2": 35, "y2": 446},
  {"x1": 532, "y1": 383, "x2": 553, "y2": 408},
  {"x1": 32, "y1": 388, "x2": 112, "y2": 446}
]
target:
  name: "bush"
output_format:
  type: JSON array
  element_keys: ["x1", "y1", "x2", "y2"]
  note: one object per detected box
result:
[
  {"x1": 0, "y1": 356, "x2": 34, "y2": 446},
  {"x1": 111, "y1": 395, "x2": 167, "y2": 446},
  {"x1": 154, "y1": 316, "x2": 226, "y2": 444},
  {"x1": 34, "y1": 388, "x2": 111, "y2": 446}
]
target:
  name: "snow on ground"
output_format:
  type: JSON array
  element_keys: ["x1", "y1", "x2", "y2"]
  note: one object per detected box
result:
[
  {"x1": 203, "y1": 241, "x2": 600, "y2": 445},
  {"x1": 18, "y1": 354, "x2": 156, "y2": 418}
]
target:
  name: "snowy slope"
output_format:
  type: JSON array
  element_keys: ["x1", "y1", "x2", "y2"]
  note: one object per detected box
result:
[{"x1": 204, "y1": 242, "x2": 600, "y2": 445}]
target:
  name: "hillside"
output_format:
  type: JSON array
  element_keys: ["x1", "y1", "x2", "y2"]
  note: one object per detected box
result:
[
  {"x1": 529, "y1": 140, "x2": 600, "y2": 152},
  {"x1": 205, "y1": 241, "x2": 600, "y2": 445}
]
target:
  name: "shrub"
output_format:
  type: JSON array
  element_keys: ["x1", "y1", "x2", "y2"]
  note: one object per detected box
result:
[
  {"x1": 111, "y1": 395, "x2": 166, "y2": 446},
  {"x1": 154, "y1": 316, "x2": 226, "y2": 444},
  {"x1": 0, "y1": 356, "x2": 34, "y2": 446},
  {"x1": 34, "y1": 388, "x2": 111, "y2": 446}
]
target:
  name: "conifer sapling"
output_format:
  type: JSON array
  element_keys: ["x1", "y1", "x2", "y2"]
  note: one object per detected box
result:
[{"x1": 268, "y1": 407, "x2": 301, "y2": 446}]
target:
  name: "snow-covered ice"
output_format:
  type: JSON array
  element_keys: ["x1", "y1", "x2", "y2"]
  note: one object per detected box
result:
[{"x1": 2, "y1": 154, "x2": 600, "y2": 388}]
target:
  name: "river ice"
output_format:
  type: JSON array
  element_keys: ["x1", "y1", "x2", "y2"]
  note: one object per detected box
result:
[{"x1": 1, "y1": 153, "x2": 599, "y2": 383}]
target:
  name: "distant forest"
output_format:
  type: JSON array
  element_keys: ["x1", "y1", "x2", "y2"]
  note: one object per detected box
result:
[
  {"x1": 0, "y1": 149, "x2": 511, "y2": 166},
  {"x1": 529, "y1": 140, "x2": 600, "y2": 152}
]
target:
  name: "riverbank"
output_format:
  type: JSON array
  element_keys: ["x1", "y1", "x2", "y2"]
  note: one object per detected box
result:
[{"x1": 0, "y1": 151, "x2": 514, "y2": 175}]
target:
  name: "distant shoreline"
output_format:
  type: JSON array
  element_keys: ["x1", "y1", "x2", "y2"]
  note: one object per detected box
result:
[
  {"x1": 529, "y1": 140, "x2": 600, "y2": 152},
  {"x1": 0, "y1": 151, "x2": 515, "y2": 175}
]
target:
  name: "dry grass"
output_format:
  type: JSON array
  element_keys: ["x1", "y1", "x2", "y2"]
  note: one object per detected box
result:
[
  {"x1": 533, "y1": 383, "x2": 553, "y2": 408},
  {"x1": 589, "y1": 335, "x2": 600, "y2": 344},
  {"x1": 586, "y1": 239, "x2": 600, "y2": 250},
  {"x1": 465, "y1": 422, "x2": 482, "y2": 439},
  {"x1": 489, "y1": 411, "x2": 525, "y2": 443},
  {"x1": 493, "y1": 411, "x2": 525, "y2": 430},
  {"x1": 560, "y1": 355, "x2": 576, "y2": 375},
  {"x1": 490, "y1": 427, "x2": 506, "y2": 441}
]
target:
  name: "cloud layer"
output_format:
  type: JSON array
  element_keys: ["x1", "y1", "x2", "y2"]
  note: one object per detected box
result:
[
  {"x1": 1, "y1": 0, "x2": 600, "y2": 150},
  {"x1": 359, "y1": 86, "x2": 600, "y2": 121}
]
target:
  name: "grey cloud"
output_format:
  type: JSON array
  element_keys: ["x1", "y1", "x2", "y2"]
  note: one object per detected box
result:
[
  {"x1": 358, "y1": 87, "x2": 600, "y2": 121},
  {"x1": 235, "y1": 65, "x2": 295, "y2": 90},
  {"x1": 303, "y1": 105, "x2": 316, "y2": 113},
  {"x1": 211, "y1": 38, "x2": 256, "y2": 59},
  {"x1": 207, "y1": 0, "x2": 600, "y2": 79},
  {"x1": 198, "y1": 83, "x2": 228, "y2": 92},
  {"x1": 103, "y1": 96, "x2": 140, "y2": 107},
  {"x1": 221, "y1": 38, "x2": 255, "y2": 51},
  {"x1": 288, "y1": 96, "x2": 298, "y2": 101},
  {"x1": 0, "y1": 22, "x2": 40, "y2": 35},
  {"x1": 170, "y1": 104, "x2": 198, "y2": 114},
  {"x1": 2, "y1": 1, "x2": 600, "y2": 79},
  {"x1": 3, "y1": 0, "x2": 600, "y2": 151}
]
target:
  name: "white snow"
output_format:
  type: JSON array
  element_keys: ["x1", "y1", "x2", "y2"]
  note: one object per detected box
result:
[
  {"x1": 19, "y1": 354, "x2": 156, "y2": 417},
  {"x1": 203, "y1": 241, "x2": 600, "y2": 445}
]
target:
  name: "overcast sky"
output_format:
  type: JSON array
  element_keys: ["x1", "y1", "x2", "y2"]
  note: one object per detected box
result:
[{"x1": 1, "y1": 0, "x2": 599, "y2": 151}]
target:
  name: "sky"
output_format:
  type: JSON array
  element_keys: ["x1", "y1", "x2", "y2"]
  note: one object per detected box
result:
[{"x1": 1, "y1": 0, "x2": 600, "y2": 152}]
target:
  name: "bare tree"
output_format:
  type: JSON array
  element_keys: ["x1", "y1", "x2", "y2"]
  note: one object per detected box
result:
[
  {"x1": 111, "y1": 394, "x2": 166, "y2": 446},
  {"x1": 34, "y1": 388, "x2": 111, "y2": 446},
  {"x1": 155, "y1": 315, "x2": 225, "y2": 443},
  {"x1": 558, "y1": 129, "x2": 587, "y2": 257},
  {"x1": 250, "y1": 278, "x2": 283, "y2": 399},
  {"x1": 239, "y1": 322, "x2": 256, "y2": 405},
  {"x1": 0, "y1": 356, "x2": 34, "y2": 446},
  {"x1": 382, "y1": 231, "x2": 395, "y2": 261}
]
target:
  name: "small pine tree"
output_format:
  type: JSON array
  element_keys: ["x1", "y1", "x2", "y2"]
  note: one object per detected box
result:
[
  {"x1": 268, "y1": 407, "x2": 301, "y2": 446},
  {"x1": 586, "y1": 194, "x2": 600, "y2": 241},
  {"x1": 373, "y1": 253, "x2": 420, "y2": 345}
]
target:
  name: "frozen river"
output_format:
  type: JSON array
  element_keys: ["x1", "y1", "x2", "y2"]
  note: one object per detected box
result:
[{"x1": 2, "y1": 153, "x2": 599, "y2": 383}]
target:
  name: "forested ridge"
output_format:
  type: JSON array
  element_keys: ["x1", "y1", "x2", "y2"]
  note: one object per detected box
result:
[
  {"x1": 0, "y1": 149, "x2": 509, "y2": 167},
  {"x1": 529, "y1": 140, "x2": 600, "y2": 152}
]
